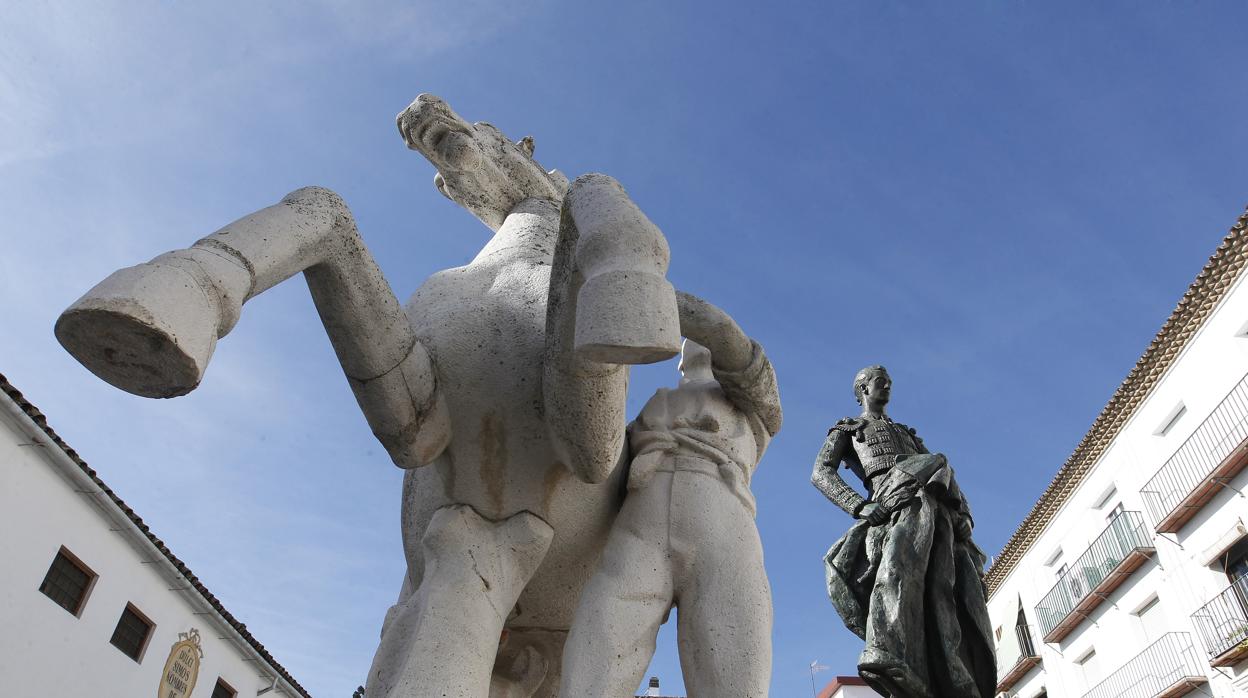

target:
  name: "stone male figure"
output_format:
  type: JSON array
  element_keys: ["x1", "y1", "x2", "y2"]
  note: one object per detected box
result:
[
  {"x1": 560, "y1": 295, "x2": 781, "y2": 697},
  {"x1": 811, "y1": 366, "x2": 995, "y2": 698}
]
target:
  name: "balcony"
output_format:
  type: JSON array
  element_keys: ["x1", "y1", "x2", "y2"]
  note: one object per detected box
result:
[
  {"x1": 1034, "y1": 511, "x2": 1156, "y2": 643},
  {"x1": 1191, "y1": 574, "x2": 1248, "y2": 667},
  {"x1": 995, "y1": 624, "x2": 1042, "y2": 693},
  {"x1": 1141, "y1": 373, "x2": 1248, "y2": 533},
  {"x1": 1081, "y1": 632, "x2": 1207, "y2": 698}
]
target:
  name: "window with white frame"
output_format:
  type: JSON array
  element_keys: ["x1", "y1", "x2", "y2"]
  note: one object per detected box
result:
[
  {"x1": 1105, "y1": 501, "x2": 1125, "y2": 524},
  {"x1": 1154, "y1": 402, "x2": 1187, "y2": 436},
  {"x1": 1074, "y1": 647, "x2": 1099, "y2": 685},
  {"x1": 1133, "y1": 594, "x2": 1165, "y2": 641}
]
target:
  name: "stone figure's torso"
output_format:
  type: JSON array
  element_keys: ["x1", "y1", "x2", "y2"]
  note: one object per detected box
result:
[{"x1": 633, "y1": 381, "x2": 760, "y2": 472}]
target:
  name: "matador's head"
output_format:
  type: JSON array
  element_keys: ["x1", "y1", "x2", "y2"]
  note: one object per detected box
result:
[{"x1": 853, "y1": 365, "x2": 891, "y2": 408}]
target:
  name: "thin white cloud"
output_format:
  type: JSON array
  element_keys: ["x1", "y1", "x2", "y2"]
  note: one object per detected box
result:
[
  {"x1": 0, "y1": 4, "x2": 537, "y2": 694},
  {"x1": 0, "y1": 1, "x2": 528, "y2": 170}
]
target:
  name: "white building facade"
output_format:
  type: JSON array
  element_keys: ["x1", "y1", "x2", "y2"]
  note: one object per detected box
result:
[
  {"x1": 0, "y1": 373, "x2": 310, "y2": 698},
  {"x1": 817, "y1": 675, "x2": 880, "y2": 698},
  {"x1": 987, "y1": 208, "x2": 1248, "y2": 698}
]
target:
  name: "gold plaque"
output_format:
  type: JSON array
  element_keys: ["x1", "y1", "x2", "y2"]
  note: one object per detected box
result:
[{"x1": 157, "y1": 629, "x2": 202, "y2": 698}]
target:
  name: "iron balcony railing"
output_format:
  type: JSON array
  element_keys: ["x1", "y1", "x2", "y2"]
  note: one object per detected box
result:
[
  {"x1": 995, "y1": 623, "x2": 1041, "y2": 692},
  {"x1": 1081, "y1": 632, "x2": 1206, "y2": 698},
  {"x1": 1034, "y1": 510, "x2": 1155, "y2": 642},
  {"x1": 1191, "y1": 574, "x2": 1248, "y2": 666},
  {"x1": 1141, "y1": 373, "x2": 1248, "y2": 532}
]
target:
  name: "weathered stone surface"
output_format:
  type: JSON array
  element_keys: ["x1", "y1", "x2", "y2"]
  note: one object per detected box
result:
[
  {"x1": 811, "y1": 366, "x2": 996, "y2": 698},
  {"x1": 369, "y1": 505, "x2": 554, "y2": 698},
  {"x1": 564, "y1": 173, "x2": 681, "y2": 365},
  {"x1": 562, "y1": 322, "x2": 781, "y2": 697},
  {"x1": 57, "y1": 93, "x2": 696, "y2": 698}
]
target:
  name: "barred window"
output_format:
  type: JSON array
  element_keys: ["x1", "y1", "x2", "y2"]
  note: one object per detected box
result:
[
  {"x1": 38, "y1": 547, "x2": 96, "y2": 616},
  {"x1": 211, "y1": 678, "x2": 237, "y2": 698},
  {"x1": 109, "y1": 603, "x2": 154, "y2": 662}
]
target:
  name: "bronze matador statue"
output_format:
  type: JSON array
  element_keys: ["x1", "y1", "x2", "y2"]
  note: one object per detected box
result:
[{"x1": 810, "y1": 365, "x2": 995, "y2": 698}]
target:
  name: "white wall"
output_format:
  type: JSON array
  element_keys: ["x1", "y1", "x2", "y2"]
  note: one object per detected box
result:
[
  {"x1": 987, "y1": 269, "x2": 1248, "y2": 697},
  {"x1": 0, "y1": 406, "x2": 296, "y2": 697},
  {"x1": 832, "y1": 685, "x2": 881, "y2": 698}
]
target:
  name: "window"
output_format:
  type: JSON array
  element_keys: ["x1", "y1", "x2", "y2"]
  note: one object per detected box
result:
[
  {"x1": 1155, "y1": 403, "x2": 1186, "y2": 436},
  {"x1": 1224, "y1": 536, "x2": 1248, "y2": 583},
  {"x1": 211, "y1": 678, "x2": 237, "y2": 698},
  {"x1": 1057, "y1": 562, "x2": 1083, "y2": 600},
  {"x1": 38, "y1": 547, "x2": 97, "y2": 616},
  {"x1": 1075, "y1": 647, "x2": 1099, "y2": 684},
  {"x1": 1014, "y1": 603, "x2": 1030, "y2": 638},
  {"x1": 109, "y1": 603, "x2": 154, "y2": 662},
  {"x1": 1133, "y1": 594, "x2": 1164, "y2": 641},
  {"x1": 1093, "y1": 485, "x2": 1118, "y2": 509},
  {"x1": 1105, "y1": 502, "x2": 1125, "y2": 524}
]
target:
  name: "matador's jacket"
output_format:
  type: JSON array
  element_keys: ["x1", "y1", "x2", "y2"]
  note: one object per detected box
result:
[
  {"x1": 812, "y1": 416, "x2": 939, "y2": 518},
  {"x1": 813, "y1": 415, "x2": 996, "y2": 698}
]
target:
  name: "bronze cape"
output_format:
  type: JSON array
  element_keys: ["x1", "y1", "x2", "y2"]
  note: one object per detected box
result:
[{"x1": 824, "y1": 453, "x2": 996, "y2": 698}]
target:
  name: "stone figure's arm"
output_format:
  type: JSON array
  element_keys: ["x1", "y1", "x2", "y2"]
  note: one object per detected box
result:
[
  {"x1": 676, "y1": 292, "x2": 782, "y2": 438},
  {"x1": 810, "y1": 430, "x2": 869, "y2": 519},
  {"x1": 56, "y1": 188, "x2": 451, "y2": 469}
]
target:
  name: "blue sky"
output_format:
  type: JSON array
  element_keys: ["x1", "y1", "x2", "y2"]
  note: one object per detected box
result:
[{"x1": 2, "y1": 2, "x2": 1246, "y2": 696}]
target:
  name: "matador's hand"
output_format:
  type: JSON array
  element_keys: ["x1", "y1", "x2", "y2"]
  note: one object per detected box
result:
[{"x1": 858, "y1": 502, "x2": 889, "y2": 526}]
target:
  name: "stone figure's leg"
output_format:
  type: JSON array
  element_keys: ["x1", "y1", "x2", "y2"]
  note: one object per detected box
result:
[
  {"x1": 671, "y1": 473, "x2": 773, "y2": 698},
  {"x1": 560, "y1": 479, "x2": 674, "y2": 698},
  {"x1": 365, "y1": 570, "x2": 418, "y2": 696},
  {"x1": 368, "y1": 504, "x2": 554, "y2": 698},
  {"x1": 55, "y1": 187, "x2": 449, "y2": 468}
]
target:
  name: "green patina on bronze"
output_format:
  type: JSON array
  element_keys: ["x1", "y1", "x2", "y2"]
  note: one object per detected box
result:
[{"x1": 811, "y1": 365, "x2": 997, "y2": 698}]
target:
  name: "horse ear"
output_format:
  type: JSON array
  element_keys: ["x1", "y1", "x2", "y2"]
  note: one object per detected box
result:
[
  {"x1": 547, "y1": 169, "x2": 570, "y2": 194},
  {"x1": 517, "y1": 136, "x2": 535, "y2": 158}
]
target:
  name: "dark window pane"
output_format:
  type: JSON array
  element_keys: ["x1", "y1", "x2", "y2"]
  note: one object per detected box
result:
[
  {"x1": 38, "y1": 549, "x2": 94, "y2": 615},
  {"x1": 109, "y1": 604, "x2": 153, "y2": 661},
  {"x1": 210, "y1": 679, "x2": 236, "y2": 698},
  {"x1": 1226, "y1": 536, "x2": 1248, "y2": 582}
]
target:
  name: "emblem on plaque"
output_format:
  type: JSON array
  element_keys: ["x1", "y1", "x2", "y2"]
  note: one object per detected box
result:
[{"x1": 157, "y1": 628, "x2": 203, "y2": 698}]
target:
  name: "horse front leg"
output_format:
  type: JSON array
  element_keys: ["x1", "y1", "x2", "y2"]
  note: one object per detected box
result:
[{"x1": 56, "y1": 186, "x2": 450, "y2": 468}]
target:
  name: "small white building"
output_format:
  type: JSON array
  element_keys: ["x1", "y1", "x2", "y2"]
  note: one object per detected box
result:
[
  {"x1": 817, "y1": 675, "x2": 879, "y2": 698},
  {"x1": 0, "y1": 372, "x2": 310, "y2": 697},
  {"x1": 986, "y1": 208, "x2": 1248, "y2": 698}
]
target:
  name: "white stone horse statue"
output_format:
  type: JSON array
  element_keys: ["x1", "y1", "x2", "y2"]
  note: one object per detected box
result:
[{"x1": 56, "y1": 94, "x2": 691, "y2": 697}]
